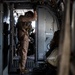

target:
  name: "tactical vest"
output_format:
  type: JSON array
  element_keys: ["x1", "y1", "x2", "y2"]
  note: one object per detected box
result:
[
  {"x1": 16, "y1": 21, "x2": 32, "y2": 41},
  {"x1": 17, "y1": 21, "x2": 32, "y2": 32}
]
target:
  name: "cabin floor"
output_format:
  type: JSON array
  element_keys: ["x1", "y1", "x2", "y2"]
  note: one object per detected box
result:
[
  {"x1": 9, "y1": 72, "x2": 32, "y2": 75},
  {"x1": 8, "y1": 54, "x2": 58, "y2": 75}
]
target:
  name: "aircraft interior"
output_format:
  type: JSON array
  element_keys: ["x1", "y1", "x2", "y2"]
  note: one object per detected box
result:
[{"x1": 0, "y1": 0, "x2": 75, "y2": 75}]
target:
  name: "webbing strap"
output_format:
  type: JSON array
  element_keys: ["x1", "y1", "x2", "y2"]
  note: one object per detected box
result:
[{"x1": 58, "y1": 0, "x2": 71, "y2": 75}]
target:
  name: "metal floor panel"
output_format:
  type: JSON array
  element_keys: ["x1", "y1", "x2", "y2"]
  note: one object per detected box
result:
[
  {"x1": 9, "y1": 72, "x2": 32, "y2": 75},
  {"x1": 8, "y1": 55, "x2": 35, "y2": 74}
]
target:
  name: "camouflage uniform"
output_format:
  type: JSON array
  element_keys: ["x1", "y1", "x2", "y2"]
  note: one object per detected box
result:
[{"x1": 16, "y1": 18, "x2": 32, "y2": 71}]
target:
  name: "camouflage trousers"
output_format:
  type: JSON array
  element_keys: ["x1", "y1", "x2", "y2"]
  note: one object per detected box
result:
[{"x1": 18, "y1": 33, "x2": 29, "y2": 71}]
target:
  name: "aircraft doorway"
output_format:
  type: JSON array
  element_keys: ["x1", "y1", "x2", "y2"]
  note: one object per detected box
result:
[
  {"x1": 2, "y1": 3, "x2": 59, "y2": 74},
  {"x1": 13, "y1": 9, "x2": 36, "y2": 57},
  {"x1": 12, "y1": 9, "x2": 37, "y2": 72}
]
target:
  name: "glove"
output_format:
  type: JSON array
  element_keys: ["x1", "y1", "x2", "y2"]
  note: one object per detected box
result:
[{"x1": 32, "y1": 3, "x2": 37, "y2": 11}]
